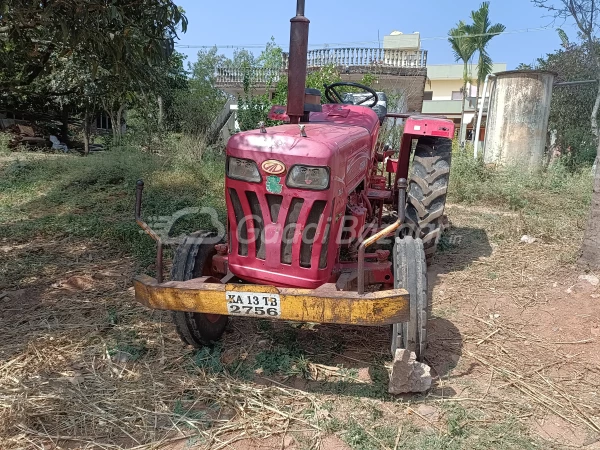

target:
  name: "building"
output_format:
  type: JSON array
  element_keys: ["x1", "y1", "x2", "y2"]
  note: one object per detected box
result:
[
  {"x1": 422, "y1": 62, "x2": 508, "y2": 141},
  {"x1": 214, "y1": 31, "x2": 429, "y2": 136},
  {"x1": 213, "y1": 31, "x2": 505, "y2": 143}
]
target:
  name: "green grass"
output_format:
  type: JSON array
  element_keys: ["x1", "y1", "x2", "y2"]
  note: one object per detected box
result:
[
  {"x1": 449, "y1": 149, "x2": 592, "y2": 213},
  {"x1": 447, "y1": 149, "x2": 592, "y2": 247},
  {"x1": 193, "y1": 344, "x2": 225, "y2": 374},
  {"x1": 0, "y1": 132, "x2": 10, "y2": 154},
  {"x1": 335, "y1": 404, "x2": 541, "y2": 450},
  {"x1": 107, "y1": 330, "x2": 148, "y2": 361},
  {"x1": 0, "y1": 147, "x2": 226, "y2": 277}
]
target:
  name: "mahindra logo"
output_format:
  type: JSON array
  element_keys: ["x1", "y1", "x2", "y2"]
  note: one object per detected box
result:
[{"x1": 261, "y1": 159, "x2": 286, "y2": 175}]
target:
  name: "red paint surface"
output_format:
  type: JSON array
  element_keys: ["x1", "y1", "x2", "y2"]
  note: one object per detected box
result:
[
  {"x1": 224, "y1": 106, "x2": 454, "y2": 289},
  {"x1": 226, "y1": 105, "x2": 379, "y2": 289}
]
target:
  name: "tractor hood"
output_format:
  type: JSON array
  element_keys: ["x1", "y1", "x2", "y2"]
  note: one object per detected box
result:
[
  {"x1": 227, "y1": 104, "x2": 381, "y2": 191},
  {"x1": 224, "y1": 104, "x2": 381, "y2": 289}
]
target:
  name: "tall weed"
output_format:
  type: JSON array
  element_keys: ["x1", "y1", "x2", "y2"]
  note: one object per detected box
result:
[
  {"x1": 0, "y1": 132, "x2": 10, "y2": 154},
  {"x1": 0, "y1": 148, "x2": 226, "y2": 268},
  {"x1": 449, "y1": 149, "x2": 592, "y2": 212}
]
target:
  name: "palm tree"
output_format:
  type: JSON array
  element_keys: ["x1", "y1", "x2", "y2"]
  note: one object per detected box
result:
[
  {"x1": 448, "y1": 21, "x2": 476, "y2": 146},
  {"x1": 467, "y1": 2, "x2": 505, "y2": 125}
]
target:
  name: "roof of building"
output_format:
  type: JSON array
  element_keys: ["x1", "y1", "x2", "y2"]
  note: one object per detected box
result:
[{"x1": 427, "y1": 63, "x2": 507, "y2": 80}]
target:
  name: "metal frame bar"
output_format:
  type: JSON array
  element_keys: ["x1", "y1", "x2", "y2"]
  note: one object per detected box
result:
[
  {"x1": 357, "y1": 178, "x2": 407, "y2": 295},
  {"x1": 133, "y1": 274, "x2": 409, "y2": 325},
  {"x1": 135, "y1": 180, "x2": 164, "y2": 283}
]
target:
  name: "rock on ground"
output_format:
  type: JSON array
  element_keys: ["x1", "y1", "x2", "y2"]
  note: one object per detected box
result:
[
  {"x1": 579, "y1": 274, "x2": 600, "y2": 286},
  {"x1": 388, "y1": 349, "x2": 432, "y2": 394}
]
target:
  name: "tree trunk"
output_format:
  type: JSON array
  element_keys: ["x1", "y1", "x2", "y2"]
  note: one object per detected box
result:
[
  {"x1": 579, "y1": 84, "x2": 600, "y2": 267},
  {"x1": 592, "y1": 85, "x2": 600, "y2": 139},
  {"x1": 61, "y1": 104, "x2": 69, "y2": 144},
  {"x1": 157, "y1": 95, "x2": 164, "y2": 129},
  {"x1": 474, "y1": 80, "x2": 481, "y2": 136},
  {"x1": 83, "y1": 108, "x2": 90, "y2": 156},
  {"x1": 115, "y1": 104, "x2": 125, "y2": 145},
  {"x1": 105, "y1": 109, "x2": 117, "y2": 143},
  {"x1": 459, "y1": 65, "x2": 468, "y2": 146},
  {"x1": 579, "y1": 155, "x2": 600, "y2": 266}
]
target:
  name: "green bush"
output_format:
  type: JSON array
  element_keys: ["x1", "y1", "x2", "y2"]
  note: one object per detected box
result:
[
  {"x1": 448, "y1": 146, "x2": 592, "y2": 213},
  {"x1": 0, "y1": 148, "x2": 226, "y2": 272}
]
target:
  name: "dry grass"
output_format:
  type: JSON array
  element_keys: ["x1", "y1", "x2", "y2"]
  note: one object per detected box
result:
[
  {"x1": 427, "y1": 202, "x2": 600, "y2": 447},
  {"x1": 1, "y1": 149, "x2": 598, "y2": 449},
  {"x1": 0, "y1": 249, "x2": 324, "y2": 449}
]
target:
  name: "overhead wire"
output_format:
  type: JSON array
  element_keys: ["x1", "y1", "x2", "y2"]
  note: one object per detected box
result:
[{"x1": 174, "y1": 26, "x2": 556, "y2": 51}]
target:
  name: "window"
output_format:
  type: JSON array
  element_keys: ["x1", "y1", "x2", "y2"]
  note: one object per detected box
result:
[
  {"x1": 451, "y1": 91, "x2": 463, "y2": 100},
  {"x1": 96, "y1": 113, "x2": 112, "y2": 130},
  {"x1": 423, "y1": 91, "x2": 433, "y2": 101}
]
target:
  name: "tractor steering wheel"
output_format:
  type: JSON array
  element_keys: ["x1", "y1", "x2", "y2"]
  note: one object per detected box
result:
[{"x1": 324, "y1": 82, "x2": 379, "y2": 108}]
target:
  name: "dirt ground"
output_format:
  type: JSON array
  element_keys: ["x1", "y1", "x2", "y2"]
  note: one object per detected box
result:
[{"x1": 1, "y1": 182, "x2": 600, "y2": 448}]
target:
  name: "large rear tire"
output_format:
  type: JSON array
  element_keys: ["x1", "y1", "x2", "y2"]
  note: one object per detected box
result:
[
  {"x1": 391, "y1": 236, "x2": 428, "y2": 361},
  {"x1": 171, "y1": 232, "x2": 229, "y2": 347},
  {"x1": 405, "y1": 137, "x2": 452, "y2": 262}
]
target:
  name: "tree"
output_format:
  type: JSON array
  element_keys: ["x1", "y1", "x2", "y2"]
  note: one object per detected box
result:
[
  {"x1": 533, "y1": 0, "x2": 600, "y2": 266},
  {"x1": 0, "y1": 1, "x2": 186, "y2": 89},
  {"x1": 536, "y1": 37, "x2": 597, "y2": 168},
  {"x1": 516, "y1": 63, "x2": 534, "y2": 70},
  {"x1": 0, "y1": 0, "x2": 187, "y2": 154},
  {"x1": 173, "y1": 47, "x2": 227, "y2": 136},
  {"x1": 257, "y1": 37, "x2": 284, "y2": 70},
  {"x1": 231, "y1": 49, "x2": 256, "y2": 70},
  {"x1": 466, "y1": 2, "x2": 505, "y2": 124},
  {"x1": 448, "y1": 21, "x2": 476, "y2": 145}
]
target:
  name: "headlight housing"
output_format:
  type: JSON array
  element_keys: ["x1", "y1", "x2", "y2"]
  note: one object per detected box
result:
[
  {"x1": 286, "y1": 165, "x2": 330, "y2": 190},
  {"x1": 227, "y1": 157, "x2": 261, "y2": 183}
]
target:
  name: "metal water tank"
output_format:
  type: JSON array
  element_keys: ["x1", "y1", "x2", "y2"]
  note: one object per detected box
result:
[{"x1": 484, "y1": 70, "x2": 555, "y2": 169}]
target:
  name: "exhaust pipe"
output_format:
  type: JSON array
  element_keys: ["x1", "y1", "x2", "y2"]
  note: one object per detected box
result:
[{"x1": 287, "y1": 0, "x2": 309, "y2": 124}]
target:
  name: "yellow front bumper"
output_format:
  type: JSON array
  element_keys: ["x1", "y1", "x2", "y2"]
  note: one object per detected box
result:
[{"x1": 133, "y1": 275, "x2": 409, "y2": 326}]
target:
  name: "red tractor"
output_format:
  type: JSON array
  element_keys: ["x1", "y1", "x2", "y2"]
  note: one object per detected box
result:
[{"x1": 133, "y1": 0, "x2": 453, "y2": 361}]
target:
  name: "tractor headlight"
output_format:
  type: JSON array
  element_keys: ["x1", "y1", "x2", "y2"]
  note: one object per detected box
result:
[
  {"x1": 227, "y1": 157, "x2": 261, "y2": 183},
  {"x1": 286, "y1": 165, "x2": 330, "y2": 190}
]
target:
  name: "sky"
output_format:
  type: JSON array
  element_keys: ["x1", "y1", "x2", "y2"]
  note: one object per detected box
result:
[{"x1": 174, "y1": 0, "x2": 576, "y2": 69}]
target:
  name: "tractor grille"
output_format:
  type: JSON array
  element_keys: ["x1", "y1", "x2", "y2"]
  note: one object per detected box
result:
[
  {"x1": 228, "y1": 188, "x2": 332, "y2": 270},
  {"x1": 299, "y1": 200, "x2": 326, "y2": 268},
  {"x1": 281, "y1": 198, "x2": 304, "y2": 265},
  {"x1": 228, "y1": 188, "x2": 248, "y2": 256}
]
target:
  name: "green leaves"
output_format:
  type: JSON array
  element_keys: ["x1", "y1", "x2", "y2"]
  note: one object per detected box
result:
[
  {"x1": 448, "y1": 20, "x2": 476, "y2": 91},
  {"x1": 538, "y1": 41, "x2": 599, "y2": 167},
  {"x1": 0, "y1": 0, "x2": 187, "y2": 90},
  {"x1": 448, "y1": 21, "x2": 476, "y2": 66},
  {"x1": 467, "y1": 2, "x2": 506, "y2": 86},
  {"x1": 447, "y1": 3, "x2": 505, "y2": 85}
]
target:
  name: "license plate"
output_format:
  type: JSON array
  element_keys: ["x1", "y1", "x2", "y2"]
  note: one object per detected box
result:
[{"x1": 225, "y1": 291, "x2": 281, "y2": 317}]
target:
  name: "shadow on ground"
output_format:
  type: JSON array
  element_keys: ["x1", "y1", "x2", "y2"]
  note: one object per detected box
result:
[{"x1": 243, "y1": 224, "x2": 494, "y2": 399}]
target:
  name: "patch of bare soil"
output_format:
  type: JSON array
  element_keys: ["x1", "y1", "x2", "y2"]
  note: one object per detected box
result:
[
  {"x1": 1, "y1": 204, "x2": 599, "y2": 449},
  {"x1": 426, "y1": 207, "x2": 600, "y2": 448}
]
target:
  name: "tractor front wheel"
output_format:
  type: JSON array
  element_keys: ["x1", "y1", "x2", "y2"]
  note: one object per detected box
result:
[
  {"x1": 171, "y1": 232, "x2": 229, "y2": 347},
  {"x1": 405, "y1": 137, "x2": 452, "y2": 263},
  {"x1": 391, "y1": 236, "x2": 428, "y2": 361}
]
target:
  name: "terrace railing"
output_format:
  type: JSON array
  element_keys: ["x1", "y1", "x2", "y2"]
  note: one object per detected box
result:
[
  {"x1": 216, "y1": 67, "x2": 282, "y2": 85},
  {"x1": 305, "y1": 48, "x2": 427, "y2": 69},
  {"x1": 215, "y1": 48, "x2": 427, "y2": 86}
]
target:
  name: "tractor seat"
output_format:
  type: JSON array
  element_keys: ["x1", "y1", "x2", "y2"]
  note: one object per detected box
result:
[{"x1": 342, "y1": 92, "x2": 388, "y2": 124}]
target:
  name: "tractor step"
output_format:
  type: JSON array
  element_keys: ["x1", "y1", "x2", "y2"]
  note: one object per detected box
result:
[
  {"x1": 366, "y1": 188, "x2": 392, "y2": 200},
  {"x1": 133, "y1": 275, "x2": 409, "y2": 326}
]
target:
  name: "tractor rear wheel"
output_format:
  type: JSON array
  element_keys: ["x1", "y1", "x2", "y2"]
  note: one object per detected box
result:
[
  {"x1": 171, "y1": 231, "x2": 229, "y2": 347},
  {"x1": 391, "y1": 236, "x2": 428, "y2": 361},
  {"x1": 405, "y1": 137, "x2": 452, "y2": 262}
]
